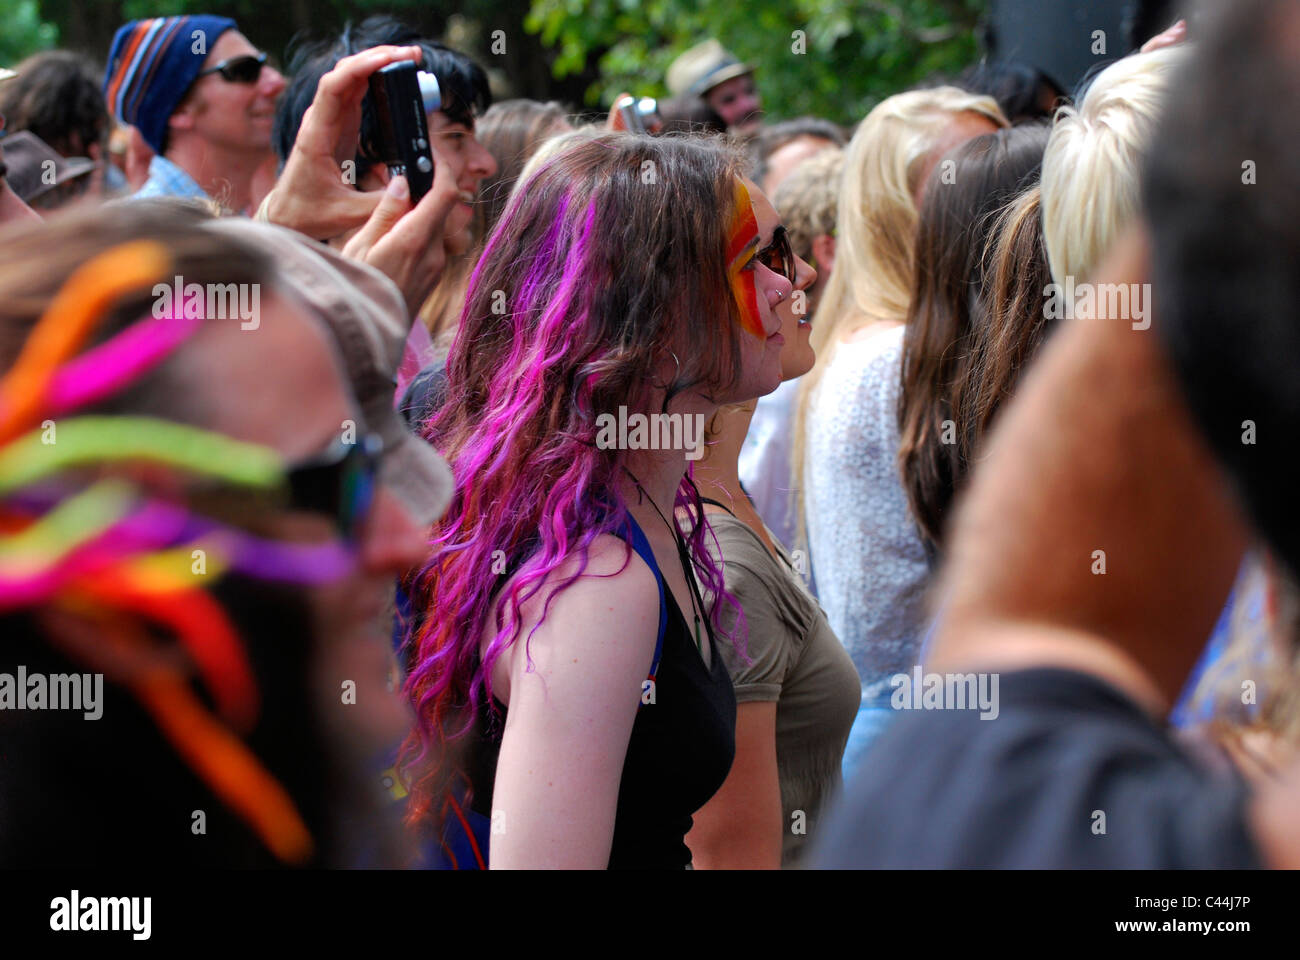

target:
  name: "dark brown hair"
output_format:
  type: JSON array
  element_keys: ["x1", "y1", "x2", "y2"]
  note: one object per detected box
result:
[
  {"x1": 400, "y1": 132, "x2": 751, "y2": 826},
  {"x1": 0, "y1": 50, "x2": 109, "y2": 159},
  {"x1": 956, "y1": 186, "x2": 1055, "y2": 473},
  {"x1": 422, "y1": 100, "x2": 572, "y2": 340},
  {"x1": 1144, "y1": 0, "x2": 1300, "y2": 583},
  {"x1": 897, "y1": 123, "x2": 1048, "y2": 551}
]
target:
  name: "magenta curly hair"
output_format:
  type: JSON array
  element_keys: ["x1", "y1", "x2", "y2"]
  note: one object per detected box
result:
[{"x1": 398, "y1": 133, "x2": 753, "y2": 828}]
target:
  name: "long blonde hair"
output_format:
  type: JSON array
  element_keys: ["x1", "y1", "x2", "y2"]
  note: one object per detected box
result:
[{"x1": 791, "y1": 86, "x2": 1004, "y2": 542}]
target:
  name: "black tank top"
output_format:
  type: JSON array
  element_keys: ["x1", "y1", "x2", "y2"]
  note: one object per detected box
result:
[{"x1": 466, "y1": 514, "x2": 736, "y2": 868}]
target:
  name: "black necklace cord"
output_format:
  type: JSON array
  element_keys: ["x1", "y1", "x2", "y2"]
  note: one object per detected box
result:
[{"x1": 622, "y1": 466, "x2": 714, "y2": 655}]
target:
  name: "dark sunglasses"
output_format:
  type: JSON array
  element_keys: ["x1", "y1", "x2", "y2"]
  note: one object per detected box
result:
[
  {"x1": 286, "y1": 433, "x2": 383, "y2": 541},
  {"x1": 198, "y1": 51, "x2": 268, "y2": 84},
  {"x1": 181, "y1": 432, "x2": 382, "y2": 542},
  {"x1": 757, "y1": 225, "x2": 796, "y2": 284}
]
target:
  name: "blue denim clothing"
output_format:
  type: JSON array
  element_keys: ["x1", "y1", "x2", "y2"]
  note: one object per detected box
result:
[
  {"x1": 134, "y1": 155, "x2": 208, "y2": 202},
  {"x1": 841, "y1": 696, "x2": 899, "y2": 783}
]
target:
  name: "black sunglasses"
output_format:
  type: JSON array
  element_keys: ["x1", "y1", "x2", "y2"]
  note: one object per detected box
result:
[
  {"x1": 286, "y1": 433, "x2": 383, "y2": 541},
  {"x1": 757, "y1": 225, "x2": 796, "y2": 284},
  {"x1": 183, "y1": 432, "x2": 382, "y2": 542},
  {"x1": 198, "y1": 51, "x2": 268, "y2": 84}
]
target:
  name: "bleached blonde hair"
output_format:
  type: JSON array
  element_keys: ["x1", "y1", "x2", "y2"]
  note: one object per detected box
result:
[
  {"x1": 1040, "y1": 45, "x2": 1188, "y2": 284},
  {"x1": 791, "y1": 86, "x2": 1004, "y2": 543}
]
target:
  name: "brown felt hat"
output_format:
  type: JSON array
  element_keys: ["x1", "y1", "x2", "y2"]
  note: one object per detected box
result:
[{"x1": 0, "y1": 131, "x2": 96, "y2": 203}]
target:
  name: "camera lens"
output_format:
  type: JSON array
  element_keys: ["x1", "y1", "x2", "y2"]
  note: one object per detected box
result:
[{"x1": 418, "y1": 72, "x2": 442, "y2": 114}]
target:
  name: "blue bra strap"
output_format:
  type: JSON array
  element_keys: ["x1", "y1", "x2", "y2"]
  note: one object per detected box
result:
[{"x1": 620, "y1": 513, "x2": 666, "y2": 684}]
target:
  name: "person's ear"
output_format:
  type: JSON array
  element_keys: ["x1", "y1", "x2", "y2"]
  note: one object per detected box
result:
[
  {"x1": 169, "y1": 86, "x2": 205, "y2": 134},
  {"x1": 123, "y1": 125, "x2": 152, "y2": 187},
  {"x1": 169, "y1": 105, "x2": 197, "y2": 135}
]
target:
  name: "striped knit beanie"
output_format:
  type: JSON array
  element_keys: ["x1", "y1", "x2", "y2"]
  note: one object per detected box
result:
[{"x1": 103, "y1": 16, "x2": 238, "y2": 154}]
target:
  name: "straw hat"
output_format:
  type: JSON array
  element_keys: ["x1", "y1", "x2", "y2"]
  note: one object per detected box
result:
[{"x1": 666, "y1": 40, "x2": 753, "y2": 99}]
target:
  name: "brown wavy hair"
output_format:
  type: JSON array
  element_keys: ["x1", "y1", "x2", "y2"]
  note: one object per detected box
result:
[
  {"x1": 956, "y1": 187, "x2": 1056, "y2": 477},
  {"x1": 399, "y1": 132, "x2": 753, "y2": 829},
  {"x1": 896, "y1": 123, "x2": 1048, "y2": 551}
]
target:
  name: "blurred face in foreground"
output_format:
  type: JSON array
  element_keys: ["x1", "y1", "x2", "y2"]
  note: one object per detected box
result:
[{"x1": 184, "y1": 290, "x2": 426, "y2": 759}]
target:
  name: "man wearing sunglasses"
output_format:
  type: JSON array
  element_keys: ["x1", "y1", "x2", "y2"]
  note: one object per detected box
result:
[{"x1": 104, "y1": 15, "x2": 286, "y2": 214}]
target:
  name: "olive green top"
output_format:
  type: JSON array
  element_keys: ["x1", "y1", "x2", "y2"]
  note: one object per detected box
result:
[{"x1": 704, "y1": 510, "x2": 862, "y2": 867}]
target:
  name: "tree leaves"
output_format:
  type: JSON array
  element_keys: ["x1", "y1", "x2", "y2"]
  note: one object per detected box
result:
[{"x1": 525, "y1": 0, "x2": 986, "y2": 124}]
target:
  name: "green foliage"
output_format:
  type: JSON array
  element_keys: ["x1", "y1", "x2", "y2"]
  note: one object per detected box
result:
[
  {"x1": 20, "y1": 0, "x2": 981, "y2": 125},
  {"x1": 112, "y1": 0, "x2": 450, "y2": 58},
  {"x1": 0, "y1": 0, "x2": 60, "y2": 65},
  {"x1": 120, "y1": 0, "x2": 435, "y2": 20},
  {"x1": 524, "y1": 0, "x2": 989, "y2": 125}
]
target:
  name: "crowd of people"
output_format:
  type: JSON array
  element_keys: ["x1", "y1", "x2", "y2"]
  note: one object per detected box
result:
[{"x1": 1, "y1": 0, "x2": 1298, "y2": 870}]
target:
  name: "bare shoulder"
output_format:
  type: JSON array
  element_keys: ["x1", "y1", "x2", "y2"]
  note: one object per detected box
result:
[
  {"x1": 540, "y1": 532, "x2": 659, "y2": 616},
  {"x1": 494, "y1": 533, "x2": 661, "y2": 705},
  {"x1": 498, "y1": 533, "x2": 658, "y2": 624}
]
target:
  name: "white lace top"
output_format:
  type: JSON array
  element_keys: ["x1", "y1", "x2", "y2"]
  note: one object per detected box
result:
[
  {"x1": 738, "y1": 377, "x2": 802, "y2": 557},
  {"x1": 803, "y1": 324, "x2": 931, "y2": 698}
]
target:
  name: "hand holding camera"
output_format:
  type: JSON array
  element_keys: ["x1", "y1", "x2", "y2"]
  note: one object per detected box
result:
[
  {"x1": 265, "y1": 45, "x2": 460, "y2": 316},
  {"x1": 366, "y1": 61, "x2": 441, "y2": 203},
  {"x1": 265, "y1": 44, "x2": 422, "y2": 240}
]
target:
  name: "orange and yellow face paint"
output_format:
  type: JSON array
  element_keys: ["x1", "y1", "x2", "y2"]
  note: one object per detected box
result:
[{"x1": 725, "y1": 178, "x2": 766, "y2": 338}]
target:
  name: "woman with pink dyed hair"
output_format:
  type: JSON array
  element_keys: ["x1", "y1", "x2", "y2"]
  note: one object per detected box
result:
[{"x1": 398, "y1": 132, "x2": 793, "y2": 868}]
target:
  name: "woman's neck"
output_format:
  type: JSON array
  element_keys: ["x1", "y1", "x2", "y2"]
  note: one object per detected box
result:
[
  {"x1": 692, "y1": 402, "x2": 755, "y2": 506},
  {"x1": 693, "y1": 400, "x2": 781, "y2": 555},
  {"x1": 619, "y1": 394, "x2": 716, "y2": 525},
  {"x1": 620, "y1": 449, "x2": 688, "y2": 523}
]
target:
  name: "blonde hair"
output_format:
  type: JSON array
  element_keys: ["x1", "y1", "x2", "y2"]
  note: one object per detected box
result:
[
  {"x1": 791, "y1": 86, "x2": 1004, "y2": 544},
  {"x1": 1040, "y1": 45, "x2": 1187, "y2": 284}
]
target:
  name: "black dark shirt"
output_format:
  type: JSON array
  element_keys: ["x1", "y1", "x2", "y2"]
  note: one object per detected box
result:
[
  {"x1": 468, "y1": 570, "x2": 736, "y2": 869},
  {"x1": 398, "y1": 359, "x2": 448, "y2": 431},
  {"x1": 0, "y1": 592, "x2": 344, "y2": 868},
  {"x1": 812, "y1": 667, "x2": 1262, "y2": 868}
]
